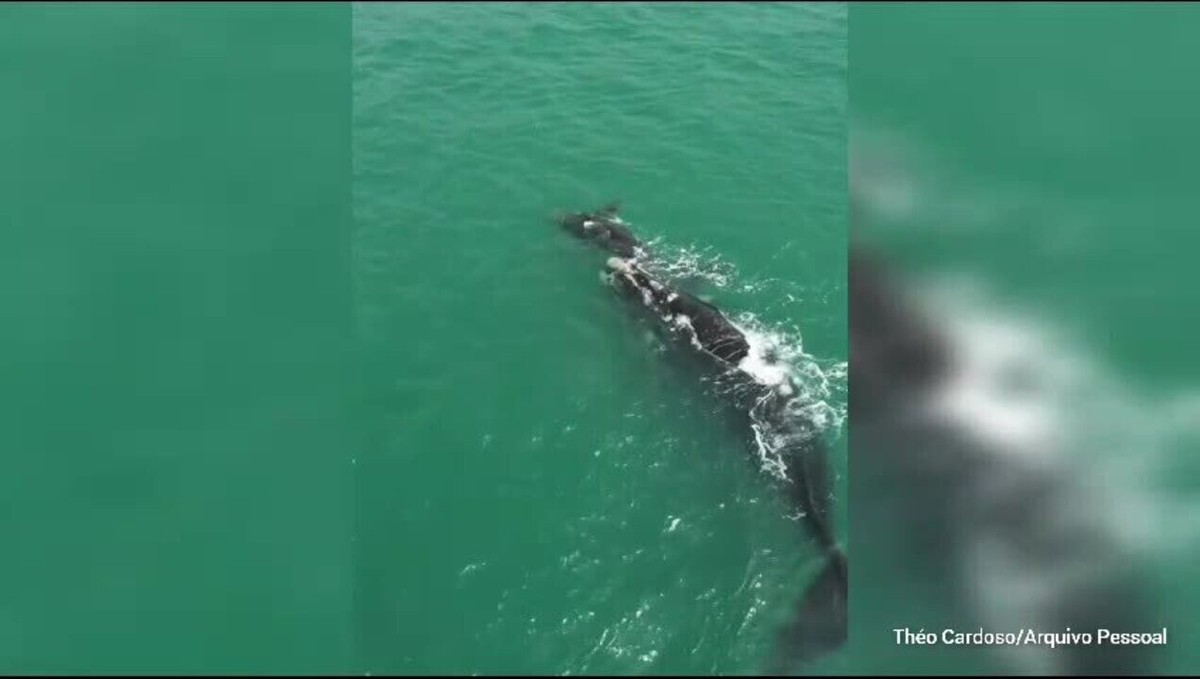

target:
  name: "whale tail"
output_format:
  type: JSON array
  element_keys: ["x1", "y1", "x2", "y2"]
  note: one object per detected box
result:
[{"x1": 769, "y1": 546, "x2": 848, "y2": 674}]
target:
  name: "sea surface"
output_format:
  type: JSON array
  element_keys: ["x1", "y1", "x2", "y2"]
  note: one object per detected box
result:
[
  {"x1": 10, "y1": 3, "x2": 1200, "y2": 676},
  {"x1": 354, "y1": 3, "x2": 847, "y2": 675},
  {"x1": 1, "y1": 4, "x2": 354, "y2": 675},
  {"x1": 850, "y1": 5, "x2": 1200, "y2": 675}
]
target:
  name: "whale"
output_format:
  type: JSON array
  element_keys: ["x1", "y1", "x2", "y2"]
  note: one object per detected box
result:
[
  {"x1": 557, "y1": 204, "x2": 847, "y2": 670},
  {"x1": 604, "y1": 256, "x2": 750, "y2": 366},
  {"x1": 555, "y1": 202, "x2": 648, "y2": 260},
  {"x1": 850, "y1": 244, "x2": 1163, "y2": 676}
]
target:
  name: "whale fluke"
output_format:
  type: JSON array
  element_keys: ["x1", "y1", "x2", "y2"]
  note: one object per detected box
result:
[{"x1": 769, "y1": 547, "x2": 848, "y2": 673}]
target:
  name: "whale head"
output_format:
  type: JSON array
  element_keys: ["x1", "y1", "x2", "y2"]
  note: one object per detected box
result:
[{"x1": 555, "y1": 202, "x2": 643, "y2": 258}]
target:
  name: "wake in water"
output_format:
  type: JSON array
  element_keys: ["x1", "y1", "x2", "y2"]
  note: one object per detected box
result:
[
  {"x1": 620, "y1": 237, "x2": 847, "y2": 484},
  {"x1": 561, "y1": 205, "x2": 844, "y2": 483},
  {"x1": 555, "y1": 203, "x2": 848, "y2": 671},
  {"x1": 639, "y1": 240, "x2": 738, "y2": 291}
]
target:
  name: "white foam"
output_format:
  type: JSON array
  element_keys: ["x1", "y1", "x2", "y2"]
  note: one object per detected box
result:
[
  {"x1": 751, "y1": 421, "x2": 790, "y2": 480},
  {"x1": 914, "y1": 278, "x2": 1200, "y2": 555},
  {"x1": 669, "y1": 314, "x2": 705, "y2": 353},
  {"x1": 924, "y1": 312, "x2": 1067, "y2": 462},
  {"x1": 641, "y1": 239, "x2": 736, "y2": 289},
  {"x1": 852, "y1": 127, "x2": 1200, "y2": 675},
  {"x1": 734, "y1": 326, "x2": 793, "y2": 389},
  {"x1": 598, "y1": 231, "x2": 849, "y2": 486}
]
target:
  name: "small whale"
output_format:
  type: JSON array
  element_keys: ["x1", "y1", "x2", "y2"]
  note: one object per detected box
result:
[{"x1": 555, "y1": 201, "x2": 647, "y2": 260}]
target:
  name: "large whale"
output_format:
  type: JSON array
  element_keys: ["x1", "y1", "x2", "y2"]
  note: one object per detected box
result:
[{"x1": 556, "y1": 204, "x2": 847, "y2": 670}]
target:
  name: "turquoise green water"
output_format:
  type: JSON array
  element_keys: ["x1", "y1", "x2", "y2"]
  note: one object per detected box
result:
[
  {"x1": 355, "y1": 3, "x2": 846, "y2": 675},
  {"x1": 10, "y1": 2, "x2": 1200, "y2": 676},
  {"x1": 1, "y1": 4, "x2": 353, "y2": 674},
  {"x1": 1, "y1": 3, "x2": 842, "y2": 674},
  {"x1": 852, "y1": 4, "x2": 1200, "y2": 386},
  {"x1": 850, "y1": 4, "x2": 1200, "y2": 675}
]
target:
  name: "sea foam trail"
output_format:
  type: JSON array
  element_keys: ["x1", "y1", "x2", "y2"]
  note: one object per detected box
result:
[{"x1": 626, "y1": 241, "x2": 847, "y2": 483}]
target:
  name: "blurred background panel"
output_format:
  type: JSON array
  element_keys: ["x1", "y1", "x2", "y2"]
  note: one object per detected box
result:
[
  {"x1": 0, "y1": 5, "x2": 354, "y2": 674},
  {"x1": 850, "y1": 3, "x2": 1200, "y2": 675}
]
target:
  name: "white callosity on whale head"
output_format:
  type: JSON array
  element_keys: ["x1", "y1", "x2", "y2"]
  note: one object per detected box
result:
[
  {"x1": 606, "y1": 258, "x2": 655, "y2": 307},
  {"x1": 606, "y1": 256, "x2": 631, "y2": 272}
]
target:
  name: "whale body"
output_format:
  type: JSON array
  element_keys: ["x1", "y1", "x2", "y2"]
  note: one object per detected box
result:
[{"x1": 557, "y1": 204, "x2": 847, "y2": 670}]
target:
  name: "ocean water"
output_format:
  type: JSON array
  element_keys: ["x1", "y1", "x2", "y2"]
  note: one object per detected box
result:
[
  {"x1": 850, "y1": 5, "x2": 1200, "y2": 675},
  {"x1": 1, "y1": 4, "x2": 354, "y2": 675},
  {"x1": 11, "y1": 3, "x2": 1200, "y2": 676},
  {"x1": 354, "y1": 3, "x2": 847, "y2": 675}
]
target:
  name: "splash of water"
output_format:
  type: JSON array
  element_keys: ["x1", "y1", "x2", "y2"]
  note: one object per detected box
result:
[
  {"x1": 917, "y1": 277, "x2": 1200, "y2": 558},
  {"x1": 641, "y1": 238, "x2": 738, "y2": 290},
  {"x1": 623, "y1": 240, "x2": 848, "y2": 483}
]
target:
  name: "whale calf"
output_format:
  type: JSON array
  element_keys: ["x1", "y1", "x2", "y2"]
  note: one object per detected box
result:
[
  {"x1": 557, "y1": 204, "x2": 847, "y2": 670},
  {"x1": 555, "y1": 201, "x2": 648, "y2": 260}
]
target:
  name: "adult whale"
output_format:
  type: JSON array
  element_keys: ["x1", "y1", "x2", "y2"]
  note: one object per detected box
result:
[{"x1": 555, "y1": 204, "x2": 847, "y2": 670}]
